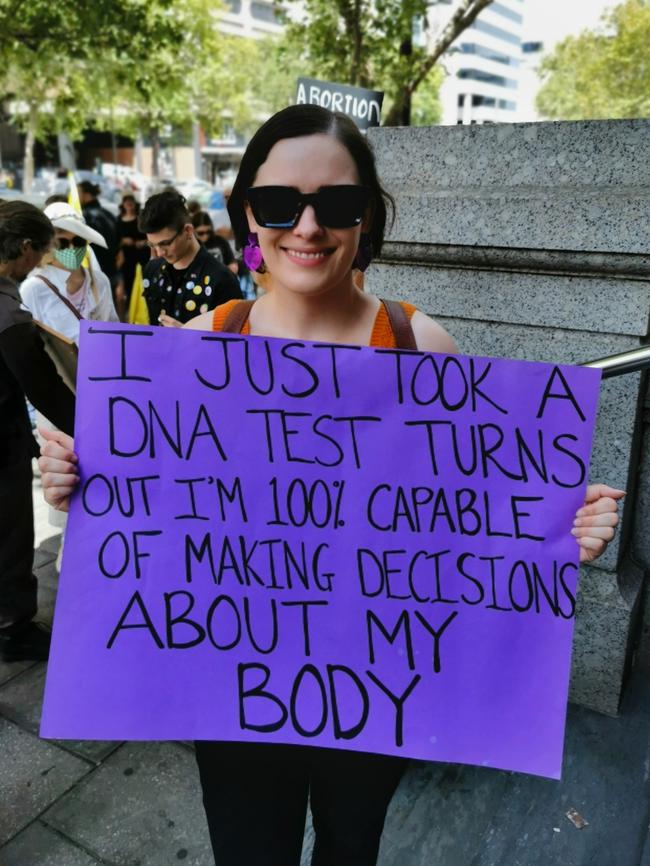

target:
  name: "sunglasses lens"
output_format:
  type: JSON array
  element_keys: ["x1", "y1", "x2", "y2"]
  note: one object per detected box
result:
[
  {"x1": 249, "y1": 187, "x2": 300, "y2": 228},
  {"x1": 58, "y1": 236, "x2": 86, "y2": 249},
  {"x1": 316, "y1": 186, "x2": 369, "y2": 228}
]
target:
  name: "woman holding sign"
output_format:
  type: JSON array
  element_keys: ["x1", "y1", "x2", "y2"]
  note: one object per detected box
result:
[{"x1": 39, "y1": 105, "x2": 623, "y2": 866}]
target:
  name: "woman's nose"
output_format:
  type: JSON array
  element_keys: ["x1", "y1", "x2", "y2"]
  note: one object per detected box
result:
[{"x1": 293, "y1": 204, "x2": 323, "y2": 236}]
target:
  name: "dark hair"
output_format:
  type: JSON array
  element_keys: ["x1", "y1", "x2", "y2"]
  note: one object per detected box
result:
[
  {"x1": 138, "y1": 190, "x2": 190, "y2": 234},
  {"x1": 119, "y1": 194, "x2": 140, "y2": 218},
  {"x1": 227, "y1": 105, "x2": 393, "y2": 254},
  {"x1": 44, "y1": 193, "x2": 69, "y2": 208},
  {"x1": 78, "y1": 180, "x2": 100, "y2": 198},
  {"x1": 191, "y1": 211, "x2": 214, "y2": 231},
  {"x1": 0, "y1": 200, "x2": 53, "y2": 262},
  {"x1": 187, "y1": 199, "x2": 202, "y2": 216}
]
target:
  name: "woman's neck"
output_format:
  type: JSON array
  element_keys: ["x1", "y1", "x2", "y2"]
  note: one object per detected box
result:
[{"x1": 253, "y1": 278, "x2": 378, "y2": 344}]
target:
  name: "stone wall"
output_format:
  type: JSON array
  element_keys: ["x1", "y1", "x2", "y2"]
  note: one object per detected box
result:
[{"x1": 367, "y1": 119, "x2": 650, "y2": 715}]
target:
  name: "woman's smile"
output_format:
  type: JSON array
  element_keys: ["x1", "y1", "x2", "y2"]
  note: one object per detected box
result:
[{"x1": 281, "y1": 245, "x2": 334, "y2": 266}]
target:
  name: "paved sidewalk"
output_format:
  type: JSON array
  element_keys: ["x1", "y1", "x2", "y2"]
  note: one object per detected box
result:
[{"x1": 1, "y1": 477, "x2": 649, "y2": 865}]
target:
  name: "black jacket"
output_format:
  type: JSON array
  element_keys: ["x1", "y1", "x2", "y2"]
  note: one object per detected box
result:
[
  {"x1": 82, "y1": 200, "x2": 118, "y2": 281},
  {"x1": 0, "y1": 276, "x2": 75, "y2": 460},
  {"x1": 143, "y1": 244, "x2": 242, "y2": 325}
]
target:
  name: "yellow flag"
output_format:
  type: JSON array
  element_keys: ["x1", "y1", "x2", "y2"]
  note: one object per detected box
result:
[
  {"x1": 128, "y1": 263, "x2": 150, "y2": 325},
  {"x1": 67, "y1": 172, "x2": 82, "y2": 214},
  {"x1": 67, "y1": 172, "x2": 90, "y2": 267}
]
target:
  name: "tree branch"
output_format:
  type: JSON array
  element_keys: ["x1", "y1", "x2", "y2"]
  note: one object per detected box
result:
[
  {"x1": 410, "y1": 0, "x2": 495, "y2": 95},
  {"x1": 383, "y1": 0, "x2": 495, "y2": 125}
]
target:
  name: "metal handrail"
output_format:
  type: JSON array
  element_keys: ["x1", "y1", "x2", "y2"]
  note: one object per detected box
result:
[{"x1": 582, "y1": 345, "x2": 650, "y2": 379}]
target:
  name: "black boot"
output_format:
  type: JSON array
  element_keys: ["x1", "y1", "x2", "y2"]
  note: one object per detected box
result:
[{"x1": 0, "y1": 621, "x2": 51, "y2": 662}]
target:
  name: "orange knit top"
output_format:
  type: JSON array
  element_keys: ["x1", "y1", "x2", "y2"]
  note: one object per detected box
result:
[{"x1": 211, "y1": 299, "x2": 417, "y2": 348}]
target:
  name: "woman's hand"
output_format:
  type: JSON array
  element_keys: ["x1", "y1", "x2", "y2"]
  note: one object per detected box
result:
[
  {"x1": 158, "y1": 313, "x2": 182, "y2": 328},
  {"x1": 38, "y1": 428, "x2": 79, "y2": 513},
  {"x1": 573, "y1": 484, "x2": 625, "y2": 563}
]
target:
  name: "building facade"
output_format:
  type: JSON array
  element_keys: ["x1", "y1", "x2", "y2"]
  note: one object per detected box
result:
[{"x1": 432, "y1": 0, "x2": 525, "y2": 125}]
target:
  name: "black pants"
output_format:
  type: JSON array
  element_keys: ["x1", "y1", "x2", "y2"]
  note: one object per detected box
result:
[
  {"x1": 0, "y1": 452, "x2": 37, "y2": 628},
  {"x1": 194, "y1": 741, "x2": 407, "y2": 866}
]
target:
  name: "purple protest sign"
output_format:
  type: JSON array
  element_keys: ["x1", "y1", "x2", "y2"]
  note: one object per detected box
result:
[{"x1": 41, "y1": 322, "x2": 601, "y2": 779}]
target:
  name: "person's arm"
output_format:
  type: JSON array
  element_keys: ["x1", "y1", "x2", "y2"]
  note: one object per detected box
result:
[
  {"x1": 183, "y1": 311, "x2": 214, "y2": 331},
  {"x1": 96, "y1": 272, "x2": 119, "y2": 322},
  {"x1": 0, "y1": 322, "x2": 75, "y2": 435},
  {"x1": 19, "y1": 276, "x2": 43, "y2": 321},
  {"x1": 142, "y1": 259, "x2": 163, "y2": 325}
]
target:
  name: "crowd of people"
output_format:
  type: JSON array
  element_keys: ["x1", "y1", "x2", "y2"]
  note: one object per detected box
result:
[{"x1": 0, "y1": 105, "x2": 624, "y2": 866}]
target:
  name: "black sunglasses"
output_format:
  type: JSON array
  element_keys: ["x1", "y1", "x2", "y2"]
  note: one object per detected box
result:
[
  {"x1": 246, "y1": 185, "x2": 371, "y2": 229},
  {"x1": 57, "y1": 236, "x2": 87, "y2": 249}
]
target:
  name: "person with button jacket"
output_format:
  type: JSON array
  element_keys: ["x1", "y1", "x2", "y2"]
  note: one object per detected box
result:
[{"x1": 139, "y1": 190, "x2": 241, "y2": 327}]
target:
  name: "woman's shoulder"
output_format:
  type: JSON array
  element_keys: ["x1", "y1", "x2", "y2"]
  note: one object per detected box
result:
[
  {"x1": 373, "y1": 299, "x2": 459, "y2": 354},
  {"x1": 20, "y1": 268, "x2": 56, "y2": 299},
  {"x1": 410, "y1": 308, "x2": 459, "y2": 354}
]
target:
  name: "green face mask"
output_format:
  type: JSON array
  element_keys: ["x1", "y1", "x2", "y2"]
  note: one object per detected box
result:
[{"x1": 54, "y1": 245, "x2": 86, "y2": 270}]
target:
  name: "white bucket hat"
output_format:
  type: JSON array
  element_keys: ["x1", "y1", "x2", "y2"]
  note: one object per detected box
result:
[{"x1": 44, "y1": 202, "x2": 108, "y2": 249}]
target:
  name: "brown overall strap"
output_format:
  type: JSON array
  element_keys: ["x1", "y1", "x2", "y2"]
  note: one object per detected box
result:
[
  {"x1": 220, "y1": 300, "x2": 255, "y2": 333},
  {"x1": 35, "y1": 275, "x2": 84, "y2": 321},
  {"x1": 381, "y1": 299, "x2": 417, "y2": 350}
]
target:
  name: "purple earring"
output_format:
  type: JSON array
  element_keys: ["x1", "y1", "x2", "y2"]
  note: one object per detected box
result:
[
  {"x1": 243, "y1": 232, "x2": 264, "y2": 271},
  {"x1": 354, "y1": 233, "x2": 373, "y2": 272}
]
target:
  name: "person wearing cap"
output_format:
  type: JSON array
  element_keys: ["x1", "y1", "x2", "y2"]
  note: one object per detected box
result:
[
  {"x1": 0, "y1": 201, "x2": 75, "y2": 662},
  {"x1": 78, "y1": 180, "x2": 119, "y2": 290},
  {"x1": 20, "y1": 202, "x2": 118, "y2": 344},
  {"x1": 139, "y1": 190, "x2": 241, "y2": 327}
]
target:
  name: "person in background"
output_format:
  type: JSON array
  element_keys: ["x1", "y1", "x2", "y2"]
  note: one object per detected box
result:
[
  {"x1": 78, "y1": 180, "x2": 118, "y2": 292},
  {"x1": 43, "y1": 194, "x2": 68, "y2": 208},
  {"x1": 115, "y1": 193, "x2": 149, "y2": 319},
  {"x1": 186, "y1": 199, "x2": 202, "y2": 217},
  {"x1": 138, "y1": 190, "x2": 241, "y2": 327},
  {"x1": 191, "y1": 210, "x2": 237, "y2": 274},
  {"x1": 20, "y1": 202, "x2": 118, "y2": 344},
  {"x1": 0, "y1": 201, "x2": 75, "y2": 662}
]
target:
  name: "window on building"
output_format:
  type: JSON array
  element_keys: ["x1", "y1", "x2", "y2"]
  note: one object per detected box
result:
[
  {"x1": 490, "y1": 2, "x2": 524, "y2": 25},
  {"x1": 225, "y1": 0, "x2": 242, "y2": 11},
  {"x1": 472, "y1": 95, "x2": 496, "y2": 107},
  {"x1": 471, "y1": 18, "x2": 521, "y2": 47},
  {"x1": 460, "y1": 42, "x2": 520, "y2": 66},
  {"x1": 251, "y1": 1, "x2": 277, "y2": 23},
  {"x1": 522, "y1": 41, "x2": 544, "y2": 54},
  {"x1": 472, "y1": 96, "x2": 514, "y2": 109},
  {"x1": 458, "y1": 69, "x2": 518, "y2": 89}
]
